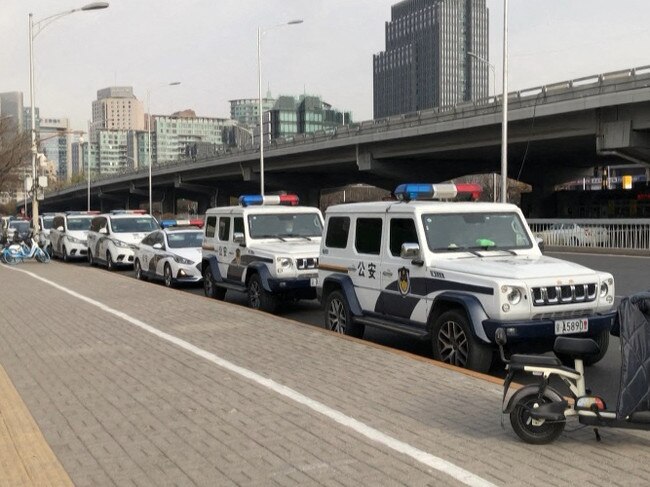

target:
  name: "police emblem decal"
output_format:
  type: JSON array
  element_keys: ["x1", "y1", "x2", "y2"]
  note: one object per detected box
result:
[{"x1": 398, "y1": 267, "x2": 410, "y2": 296}]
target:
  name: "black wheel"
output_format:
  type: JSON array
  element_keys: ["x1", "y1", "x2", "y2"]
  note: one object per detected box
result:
[
  {"x1": 88, "y1": 250, "x2": 95, "y2": 266},
  {"x1": 62, "y1": 246, "x2": 69, "y2": 263},
  {"x1": 203, "y1": 266, "x2": 226, "y2": 300},
  {"x1": 134, "y1": 259, "x2": 146, "y2": 281},
  {"x1": 164, "y1": 263, "x2": 174, "y2": 288},
  {"x1": 106, "y1": 251, "x2": 115, "y2": 271},
  {"x1": 324, "y1": 290, "x2": 364, "y2": 338},
  {"x1": 431, "y1": 310, "x2": 492, "y2": 372},
  {"x1": 510, "y1": 393, "x2": 566, "y2": 444},
  {"x1": 247, "y1": 273, "x2": 278, "y2": 313},
  {"x1": 555, "y1": 331, "x2": 609, "y2": 367}
]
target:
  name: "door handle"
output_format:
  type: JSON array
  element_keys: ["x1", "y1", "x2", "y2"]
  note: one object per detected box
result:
[{"x1": 383, "y1": 270, "x2": 393, "y2": 277}]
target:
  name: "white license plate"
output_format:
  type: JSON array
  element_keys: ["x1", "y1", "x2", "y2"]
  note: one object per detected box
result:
[
  {"x1": 310, "y1": 277, "x2": 318, "y2": 287},
  {"x1": 554, "y1": 318, "x2": 588, "y2": 335}
]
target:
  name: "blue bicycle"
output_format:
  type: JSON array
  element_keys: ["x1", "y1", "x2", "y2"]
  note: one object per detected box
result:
[{"x1": 1, "y1": 236, "x2": 50, "y2": 265}]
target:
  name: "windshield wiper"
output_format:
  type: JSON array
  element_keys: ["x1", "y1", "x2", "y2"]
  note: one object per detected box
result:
[
  {"x1": 443, "y1": 246, "x2": 482, "y2": 257},
  {"x1": 255, "y1": 234, "x2": 287, "y2": 241}
]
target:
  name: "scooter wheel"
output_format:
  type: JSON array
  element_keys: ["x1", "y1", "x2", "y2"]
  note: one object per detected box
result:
[{"x1": 510, "y1": 393, "x2": 566, "y2": 444}]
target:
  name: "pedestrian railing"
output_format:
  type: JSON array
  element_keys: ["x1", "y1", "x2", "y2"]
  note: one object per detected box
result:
[{"x1": 527, "y1": 219, "x2": 650, "y2": 252}]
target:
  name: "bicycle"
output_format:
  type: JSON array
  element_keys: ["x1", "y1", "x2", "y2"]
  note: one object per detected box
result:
[{"x1": 3, "y1": 236, "x2": 51, "y2": 264}]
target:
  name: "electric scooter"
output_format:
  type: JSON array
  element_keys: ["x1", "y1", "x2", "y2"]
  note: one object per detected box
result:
[{"x1": 497, "y1": 291, "x2": 650, "y2": 444}]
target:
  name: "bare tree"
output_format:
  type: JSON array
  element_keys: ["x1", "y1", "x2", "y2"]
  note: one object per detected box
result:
[{"x1": 0, "y1": 117, "x2": 30, "y2": 196}]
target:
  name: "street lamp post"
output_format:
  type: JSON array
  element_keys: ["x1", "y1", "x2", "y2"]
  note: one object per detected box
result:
[
  {"x1": 257, "y1": 19, "x2": 303, "y2": 196},
  {"x1": 467, "y1": 51, "x2": 495, "y2": 98},
  {"x1": 147, "y1": 82, "x2": 180, "y2": 215},
  {"x1": 501, "y1": 0, "x2": 509, "y2": 203},
  {"x1": 28, "y1": 2, "x2": 109, "y2": 232}
]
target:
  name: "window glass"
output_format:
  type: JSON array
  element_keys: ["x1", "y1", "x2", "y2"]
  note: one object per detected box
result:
[
  {"x1": 355, "y1": 218, "x2": 382, "y2": 255},
  {"x1": 247, "y1": 213, "x2": 322, "y2": 239},
  {"x1": 389, "y1": 218, "x2": 419, "y2": 256},
  {"x1": 66, "y1": 216, "x2": 93, "y2": 231},
  {"x1": 166, "y1": 231, "x2": 203, "y2": 249},
  {"x1": 110, "y1": 216, "x2": 158, "y2": 233},
  {"x1": 325, "y1": 216, "x2": 350, "y2": 248},
  {"x1": 205, "y1": 216, "x2": 217, "y2": 238},
  {"x1": 218, "y1": 217, "x2": 230, "y2": 241},
  {"x1": 141, "y1": 233, "x2": 156, "y2": 246},
  {"x1": 233, "y1": 217, "x2": 244, "y2": 237}
]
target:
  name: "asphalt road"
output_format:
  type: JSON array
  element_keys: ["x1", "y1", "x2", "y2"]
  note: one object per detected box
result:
[{"x1": 85, "y1": 251, "x2": 649, "y2": 405}]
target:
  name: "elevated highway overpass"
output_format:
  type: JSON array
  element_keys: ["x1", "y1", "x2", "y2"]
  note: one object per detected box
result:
[{"x1": 38, "y1": 65, "x2": 650, "y2": 217}]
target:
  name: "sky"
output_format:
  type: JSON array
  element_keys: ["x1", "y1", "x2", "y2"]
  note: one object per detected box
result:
[{"x1": 2, "y1": 0, "x2": 650, "y2": 131}]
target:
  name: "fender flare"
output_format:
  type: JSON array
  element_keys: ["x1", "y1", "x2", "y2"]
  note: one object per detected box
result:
[
  {"x1": 430, "y1": 291, "x2": 490, "y2": 343},
  {"x1": 246, "y1": 262, "x2": 274, "y2": 293},
  {"x1": 321, "y1": 274, "x2": 363, "y2": 316},
  {"x1": 504, "y1": 384, "x2": 565, "y2": 414},
  {"x1": 203, "y1": 255, "x2": 224, "y2": 283}
]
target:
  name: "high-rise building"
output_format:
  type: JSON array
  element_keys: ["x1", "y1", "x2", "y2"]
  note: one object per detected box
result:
[
  {"x1": 40, "y1": 117, "x2": 71, "y2": 180},
  {"x1": 229, "y1": 96, "x2": 276, "y2": 128},
  {"x1": 373, "y1": 0, "x2": 489, "y2": 118},
  {"x1": 0, "y1": 92, "x2": 24, "y2": 133},
  {"x1": 91, "y1": 86, "x2": 144, "y2": 137}
]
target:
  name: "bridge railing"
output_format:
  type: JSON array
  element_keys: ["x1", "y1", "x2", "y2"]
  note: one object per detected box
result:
[{"x1": 527, "y1": 219, "x2": 650, "y2": 253}]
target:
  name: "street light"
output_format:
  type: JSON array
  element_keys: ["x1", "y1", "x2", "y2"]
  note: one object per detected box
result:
[
  {"x1": 147, "y1": 82, "x2": 180, "y2": 215},
  {"x1": 28, "y1": 2, "x2": 109, "y2": 231},
  {"x1": 257, "y1": 19, "x2": 303, "y2": 195},
  {"x1": 467, "y1": 51, "x2": 495, "y2": 98},
  {"x1": 501, "y1": 0, "x2": 509, "y2": 203}
]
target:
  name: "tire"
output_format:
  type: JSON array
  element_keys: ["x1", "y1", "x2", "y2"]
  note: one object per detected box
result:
[
  {"x1": 324, "y1": 290, "x2": 364, "y2": 338},
  {"x1": 510, "y1": 393, "x2": 566, "y2": 444},
  {"x1": 247, "y1": 273, "x2": 278, "y2": 313},
  {"x1": 203, "y1": 266, "x2": 226, "y2": 300},
  {"x1": 106, "y1": 251, "x2": 115, "y2": 271},
  {"x1": 62, "y1": 246, "x2": 69, "y2": 263},
  {"x1": 2, "y1": 251, "x2": 19, "y2": 265},
  {"x1": 35, "y1": 248, "x2": 50, "y2": 263},
  {"x1": 163, "y1": 263, "x2": 174, "y2": 288},
  {"x1": 431, "y1": 310, "x2": 493, "y2": 372},
  {"x1": 134, "y1": 259, "x2": 146, "y2": 281},
  {"x1": 555, "y1": 331, "x2": 609, "y2": 367}
]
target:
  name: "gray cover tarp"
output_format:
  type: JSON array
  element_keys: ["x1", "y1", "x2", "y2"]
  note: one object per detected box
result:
[{"x1": 612, "y1": 291, "x2": 650, "y2": 419}]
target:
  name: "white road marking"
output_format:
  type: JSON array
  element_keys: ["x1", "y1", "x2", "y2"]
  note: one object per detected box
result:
[{"x1": 5, "y1": 265, "x2": 496, "y2": 487}]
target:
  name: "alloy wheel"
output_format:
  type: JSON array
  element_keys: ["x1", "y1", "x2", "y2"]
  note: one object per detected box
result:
[
  {"x1": 436, "y1": 320, "x2": 469, "y2": 367},
  {"x1": 327, "y1": 297, "x2": 347, "y2": 334}
]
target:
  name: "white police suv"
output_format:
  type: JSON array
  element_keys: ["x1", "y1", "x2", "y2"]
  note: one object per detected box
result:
[
  {"x1": 49, "y1": 211, "x2": 98, "y2": 261},
  {"x1": 38, "y1": 213, "x2": 56, "y2": 254},
  {"x1": 134, "y1": 220, "x2": 203, "y2": 287},
  {"x1": 87, "y1": 210, "x2": 159, "y2": 270},
  {"x1": 202, "y1": 194, "x2": 324, "y2": 313},
  {"x1": 317, "y1": 183, "x2": 616, "y2": 372}
]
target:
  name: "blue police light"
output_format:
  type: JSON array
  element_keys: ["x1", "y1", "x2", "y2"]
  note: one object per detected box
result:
[
  {"x1": 239, "y1": 195, "x2": 265, "y2": 207},
  {"x1": 160, "y1": 219, "x2": 177, "y2": 228},
  {"x1": 394, "y1": 183, "x2": 459, "y2": 201},
  {"x1": 239, "y1": 194, "x2": 300, "y2": 207}
]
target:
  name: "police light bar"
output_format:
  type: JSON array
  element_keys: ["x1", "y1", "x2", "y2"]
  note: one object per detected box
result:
[
  {"x1": 239, "y1": 194, "x2": 300, "y2": 207},
  {"x1": 160, "y1": 219, "x2": 205, "y2": 229},
  {"x1": 65, "y1": 210, "x2": 100, "y2": 215},
  {"x1": 394, "y1": 183, "x2": 482, "y2": 202},
  {"x1": 110, "y1": 209, "x2": 147, "y2": 215}
]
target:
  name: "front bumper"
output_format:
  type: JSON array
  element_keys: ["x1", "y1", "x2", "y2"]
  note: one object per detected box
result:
[
  {"x1": 113, "y1": 248, "x2": 135, "y2": 266},
  {"x1": 267, "y1": 276, "x2": 317, "y2": 299},
  {"x1": 482, "y1": 310, "x2": 617, "y2": 350},
  {"x1": 65, "y1": 241, "x2": 88, "y2": 259},
  {"x1": 175, "y1": 264, "x2": 202, "y2": 283}
]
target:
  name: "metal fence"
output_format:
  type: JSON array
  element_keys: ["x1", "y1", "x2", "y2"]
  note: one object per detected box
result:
[{"x1": 527, "y1": 219, "x2": 650, "y2": 252}]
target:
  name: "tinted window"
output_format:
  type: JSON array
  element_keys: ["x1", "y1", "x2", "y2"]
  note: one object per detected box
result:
[
  {"x1": 218, "y1": 217, "x2": 230, "y2": 241},
  {"x1": 41, "y1": 217, "x2": 54, "y2": 230},
  {"x1": 205, "y1": 216, "x2": 217, "y2": 238},
  {"x1": 110, "y1": 217, "x2": 158, "y2": 233},
  {"x1": 53, "y1": 216, "x2": 64, "y2": 229},
  {"x1": 325, "y1": 217, "x2": 350, "y2": 248},
  {"x1": 166, "y1": 231, "x2": 203, "y2": 249},
  {"x1": 66, "y1": 216, "x2": 93, "y2": 231},
  {"x1": 233, "y1": 217, "x2": 244, "y2": 236},
  {"x1": 355, "y1": 218, "x2": 382, "y2": 255},
  {"x1": 247, "y1": 213, "x2": 322, "y2": 239},
  {"x1": 389, "y1": 218, "x2": 419, "y2": 256},
  {"x1": 141, "y1": 233, "x2": 156, "y2": 246}
]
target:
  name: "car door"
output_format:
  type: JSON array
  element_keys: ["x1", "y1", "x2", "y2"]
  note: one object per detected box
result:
[
  {"x1": 50, "y1": 216, "x2": 65, "y2": 255},
  {"x1": 151, "y1": 232, "x2": 167, "y2": 278},
  {"x1": 378, "y1": 215, "x2": 430, "y2": 328},
  {"x1": 225, "y1": 216, "x2": 246, "y2": 284},
  {"x1": 215, "y1": 216, "x2": 233, "y2": 280},
  {"x1": 349, "y1": 216, "x2": 384, "y2": 314},
  {"x1": 138, "y1": 232, "x2": 156, "y2": 277}
]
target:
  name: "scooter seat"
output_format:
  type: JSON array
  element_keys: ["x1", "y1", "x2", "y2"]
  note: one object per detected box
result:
[
  {"x1": 510, "y1": 354, "x2": 562, "y2": 367},
  {"x1": 629, "y1": 411, "x2": 650, "y2": 424},
  {"x1": 554, "y1": 337, "x2": 600, "y2": 357}
]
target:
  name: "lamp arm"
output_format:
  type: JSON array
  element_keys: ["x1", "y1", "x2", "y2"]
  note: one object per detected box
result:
[{"x1": 32, "y1": 9, "x2": 79, "y2": 38}]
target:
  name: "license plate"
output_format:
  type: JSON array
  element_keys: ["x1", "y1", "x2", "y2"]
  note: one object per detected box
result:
[
  {"x1": 310, "y1": 277, "x2": 318, "y2": 287},
  {"x1": 554, "y1": 318, "x2": 588, "y2": 335}
]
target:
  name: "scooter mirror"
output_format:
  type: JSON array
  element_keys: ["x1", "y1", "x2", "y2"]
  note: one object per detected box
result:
[{"x1": 495, "y1": 328, "x2": 507, "y2": 346}]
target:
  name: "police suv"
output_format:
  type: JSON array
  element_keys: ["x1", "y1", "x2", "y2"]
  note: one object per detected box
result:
[
  {"x1": 87, "y1": 210, "x2": 159, "y2": 270},
  {"x1": 202, "y1": 194, "x2": 324, "y2": 313},
  {"x1": 317, "y1": 183, "x2": 616, "y2": 372},
  {"x1": 49, "y1": 211, "x2": 98, "y2": 261}
]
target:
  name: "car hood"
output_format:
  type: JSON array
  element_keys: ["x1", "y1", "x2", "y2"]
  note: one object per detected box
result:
[
  {"x1": 248, "y1": 239, "x2": 321, "y2": 257},
  {"x1": 113, "y1": 232, "x2": 148, "y2": 245},
  {"x1": 171, "y1": 247, "x2": 202, "y2": 263},
  {"x1": 67, "y1": 230, "x2": 89, "y2": 239},
  {"x1": 434, "y1": 254, "x2": 600, "y2": 280}
]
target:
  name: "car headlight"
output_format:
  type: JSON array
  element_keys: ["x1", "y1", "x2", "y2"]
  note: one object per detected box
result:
[
  {"x1": 111, "y1": 239, "x2": 130, "y2": 248},
  {"x1": 501, "y1": 285, "x2": 523, "y2": 306},
  {"x1": 600, "y1": 282, "x2": 609, "y2": 298},
  {"x1": 67, "y1": 235, "x2": 85, "y2": 244},
  {"x1": 276, "y1": 257, "x2": 293, "y2": 268},
  {"x1": 173, "y1": 255, "x2": 194, "y2": 265}
]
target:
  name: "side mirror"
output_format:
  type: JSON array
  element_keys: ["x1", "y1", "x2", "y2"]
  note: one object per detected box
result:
[
  {"x1": 152, "y1": 243, "x2": 163, "y2": 250},
  {"x1": 535, "y1": 236, "x2": 545, "y2": 253},
  {"x1": 400, "y1": 242, "x2": 420, "y2": 259},
  {"x1": 57, "y1": 226, "x2": 64, "y2": 232},
  {"x1": 233, "y1": 232, "x2": 245, "y2": 245},
  {"x1": 99, "y1": 227, "x2": 108, "y2": 235}
]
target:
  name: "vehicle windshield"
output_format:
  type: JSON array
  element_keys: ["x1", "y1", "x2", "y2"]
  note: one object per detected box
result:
[
  {"x1": 110, "y1": 217, "x2": 159, "y2": 233},
  {"x1": 9, "y1": 221, "x2": 30, "y2": 232},
  {"x1": 166, "y1": 231, "x2": 203, "y2": 249},
  {"x1": 421, "y1": 212, "x2": 532, "y2": 252},
  {"x1": 67, "y1": 217, "x2": 93, "y2": 231},
  {"x1": 41, "y1": 217, "x2": 55, "y2": 230},
  {"x1": 247, "y1": 212, "x2": 323, "y2": 239}
]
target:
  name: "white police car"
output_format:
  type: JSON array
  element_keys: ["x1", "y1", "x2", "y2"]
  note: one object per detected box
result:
[
  {"x1": 38, "y1": 213, "x2": 56, "y2": 254},
  {"x1": 202, "y1": 194, "x2": 324, "y2": 313},
  {"x1": 87, "y1": 210, "x2": 159, "y2": 270},
  {"x1": 318, "y1": 183, "x2": 616, "y2": 372},
  {"x1": 49, "y1": 211, "x2": 98, "y2": 261},
  {"x1": 134, "y1": 220, "x2": 204, "y2": 287}
]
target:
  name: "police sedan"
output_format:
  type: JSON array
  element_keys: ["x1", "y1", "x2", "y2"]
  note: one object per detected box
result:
[{"x1": 134, "y1": 223, "x2": 203, "y2": 287}]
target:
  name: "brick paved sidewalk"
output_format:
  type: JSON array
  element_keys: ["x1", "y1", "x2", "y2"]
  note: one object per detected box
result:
[{"x1": 1, "y1": 261, "x2": 649, "y2": 486}]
